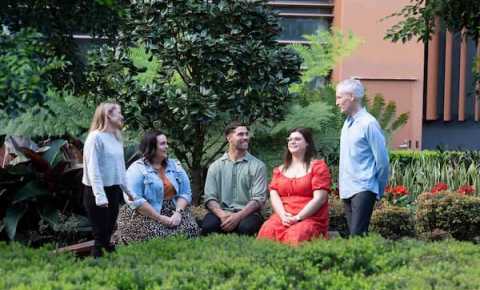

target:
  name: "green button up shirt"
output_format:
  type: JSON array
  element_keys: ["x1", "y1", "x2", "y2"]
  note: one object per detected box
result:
[{"x1": 204, "y1": 152, "x2": 267, "y2": 212}]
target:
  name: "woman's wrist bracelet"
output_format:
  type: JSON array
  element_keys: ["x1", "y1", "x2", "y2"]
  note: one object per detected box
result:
[{"x1": 175, "y1": 208, "x2": 185, "y2": 214}]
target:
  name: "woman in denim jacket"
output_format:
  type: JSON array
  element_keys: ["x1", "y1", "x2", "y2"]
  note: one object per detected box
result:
[{"x1": 114, "y1": 130, "x2": 200, "y2": 243}]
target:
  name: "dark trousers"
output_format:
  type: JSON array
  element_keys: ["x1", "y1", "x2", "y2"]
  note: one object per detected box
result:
[
  {"x1": 83, "y1": 185, "x2": 122, "y2": 257},
  {"x1": 201, "y1": 211, "x2": 264, "y2": 236},
  {"x1": 343, "y1": 191, "x2": 376, "y2": 236}
]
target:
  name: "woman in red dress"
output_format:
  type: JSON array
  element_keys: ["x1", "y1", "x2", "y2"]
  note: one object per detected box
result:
[{"x1": 257, "y1": 127, "x2": 331, "y2": 246}]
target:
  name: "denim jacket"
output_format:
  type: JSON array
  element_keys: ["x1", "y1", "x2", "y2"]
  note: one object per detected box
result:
[{"x1": 124, "y1": 158, "x2": 192, "y2": 213}]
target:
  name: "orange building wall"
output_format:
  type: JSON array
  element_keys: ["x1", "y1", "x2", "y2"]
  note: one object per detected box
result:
[{"x1": 332, "y1": 0, "x2": 425, "y2": 150}]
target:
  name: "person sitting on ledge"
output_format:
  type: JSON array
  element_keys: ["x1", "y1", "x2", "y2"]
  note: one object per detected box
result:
[
  {"x1": 201, "y1": 121, "x2": 268, "y2": 236},
  {"x1": 257, "y1": 127, "x2": 331, "y2": 246},
  {"x1": 114, "y1": 130, "x2": 200, "y2": 244}
]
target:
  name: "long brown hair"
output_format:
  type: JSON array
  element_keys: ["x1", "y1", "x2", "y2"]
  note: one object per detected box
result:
[
  {"x1": 282, "y1": 127, "x2": 316, "y2": 171},
  {"x1": 139, "y1": 130, "x2": 168, "y2": 167},
  {"x1": 89, "y1": 102, "x2": 122, "y2": 140}
]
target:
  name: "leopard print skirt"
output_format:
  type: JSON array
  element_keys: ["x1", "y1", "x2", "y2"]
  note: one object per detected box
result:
[{"x1": 113, "y1": 200, "x2": 200, "y2": 244}]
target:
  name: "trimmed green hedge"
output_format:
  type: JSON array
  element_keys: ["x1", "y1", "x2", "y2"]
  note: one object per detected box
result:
[
  {"x1": 371, "y1": 205, "x2": 415, "y2": 240},
  {"x1": 1, "y1": 235, "x2": 480, "y2": 289},
  {"x1": 416, "y1": 192, "x2": 480, "y2": 241}
]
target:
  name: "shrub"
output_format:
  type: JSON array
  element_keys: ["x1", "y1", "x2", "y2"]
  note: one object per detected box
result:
[
  {"x1": 371, "y1": 205, "x2": 415, "y2": 240},
  {"x1": 416, "y1": 192, "x2": 480, "y2": 241},
  {"x1": 328, "y1": 196, "x2": 348, "y2": 236},
  {"x1": 1, "y1": 235, "x2": 480, "y2": 289},
  {"x1": 0, "y1": 138, "x2": 88, "y2": 244}
]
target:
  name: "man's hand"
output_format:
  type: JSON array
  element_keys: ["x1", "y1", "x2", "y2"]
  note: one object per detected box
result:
[
  {"x1": 218, "y1": 211, "x2": 232, "y2": 224},
  {"x1": 221, "y1": 212, "x2": 242, "y2": 232}
]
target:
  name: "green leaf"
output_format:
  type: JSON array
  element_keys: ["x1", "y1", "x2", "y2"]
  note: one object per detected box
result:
[
  {"x1": 38, "y1": 207, "x2": 61, "y2": 228},
  {"x1": 12, "y1": 181, "x2": 50, "y2": 204},
  {"x1": 3, "y1": 206, "x2": 27, "y2": 240},
  {"x1": 42, "y1": 139, "x2": 66, "y2": 165}
]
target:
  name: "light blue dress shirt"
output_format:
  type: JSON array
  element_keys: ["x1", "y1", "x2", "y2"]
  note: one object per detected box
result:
[
  {"x1": 125, "y1": 158, "x2": 192, "y2": 212},
  {"x1": 339, "y1": 108, "x2": 389, "y2": 200}
]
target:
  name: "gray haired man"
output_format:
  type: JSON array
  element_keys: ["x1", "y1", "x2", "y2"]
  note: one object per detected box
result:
[{"x1": 335, "y1": 78, "x2": 389, "y2": 236}]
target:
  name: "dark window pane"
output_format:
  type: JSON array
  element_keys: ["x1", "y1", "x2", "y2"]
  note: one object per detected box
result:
[{"x1": 277, "y1": 17, "x2": 330, "y2": 41}]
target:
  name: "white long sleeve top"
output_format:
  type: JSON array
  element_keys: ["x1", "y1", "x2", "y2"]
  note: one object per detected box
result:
[{"x1": 82, "y1": 130, "x2": 128, "y2": 206}]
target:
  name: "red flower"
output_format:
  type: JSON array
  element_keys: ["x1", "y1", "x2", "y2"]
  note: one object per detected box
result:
[
  {"x1": 457, "y1": 185, "x2": 475, "y2": 195},
  {"x1": 391, "y1": 185, "x2": 409, "y2": 197},
  {"x1": 385, "y1": 185, "x2": 409, "y2": 197},
  {"x1": 431, "y1": 182, "x2": 448, "y2": 194}
]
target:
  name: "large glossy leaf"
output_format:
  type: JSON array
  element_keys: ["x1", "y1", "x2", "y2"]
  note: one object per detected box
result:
[
  {"x1": 21, "y1": 148, "x2": 50, "y2": 172},
  {"x1": 62, "y1": 214, "x2": 92, "y2": 232},
  {"x1": 8, "y1": 149, "x2": 30, "y2": 166},
  {"x1": 12, "y1": 181, "x2": 50, "y2": 204},
  {"x1": 3, "y1": 163, "x2": 32, "y2": 176},
  {"x1": 38, "y1": 207, "x2": 61, "y2": 228},
  {"x1": 3, "y1": 206, "x2": 27, "y2": 240},
  {"x1": 42, "y1": 139, "x2": 67, "y2": 166}
]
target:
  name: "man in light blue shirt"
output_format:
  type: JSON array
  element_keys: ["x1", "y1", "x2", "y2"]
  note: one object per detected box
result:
[{"x1": 336, "y1": 78, "x2": 389, "y2": 236}]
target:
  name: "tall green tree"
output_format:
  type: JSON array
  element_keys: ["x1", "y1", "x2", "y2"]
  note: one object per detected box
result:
[
  {"x1": 0, "y1": 0, "x2": 130, "y2": 137},
  {"x1": 0, "y1": 28, "x2": 66, "y2": 117},
  {"x1": 0, "y1": 0, "x2": 128, "y2": 89},
  {"x1": 385, "y1": 0, "x2": 480, "y2": 43},
  {"x1": 385, "y1": 0, "x2": 479, "y2": 106},
  {"x1": 108, "y1": 0, "x2": 302, "y2": 203}
]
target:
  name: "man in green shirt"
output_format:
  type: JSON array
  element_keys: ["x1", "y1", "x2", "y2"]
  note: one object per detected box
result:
[{"x1": 201, "y1": 122, "x2": 268, "y2": 236}]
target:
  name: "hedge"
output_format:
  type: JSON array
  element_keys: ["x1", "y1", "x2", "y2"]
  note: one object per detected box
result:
[
  {"x1": 328, "y1": 197, "x2": 348, "y2": 236},
  {"x1": 1, "y1": 235, "x2": 480, "y2": 289},
  {"x1": 416, "y1": 192, "x2": 480, "y2": 241},
  {"x1": 370, "y1": 205, "x2": 415, "y2": 240}
]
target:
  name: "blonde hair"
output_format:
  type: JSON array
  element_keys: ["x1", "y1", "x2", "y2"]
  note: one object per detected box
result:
[{"x1": 89, "y1": 102, "x2": 122, "y2": 139}]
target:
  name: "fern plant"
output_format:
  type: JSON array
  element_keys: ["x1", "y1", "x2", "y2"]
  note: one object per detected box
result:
[
  {"x1": 290, "y1": 28, "x2": 361, "y2": 91},
  {"x1": 0, "y1": 89, "x2": 94, "y2": 138},
  {"x1": 363, "y1": 94, "x2": 409, "y2": 140},
  {"x1": 252, "y1": 29, "x2": 359, "y2": 168}
]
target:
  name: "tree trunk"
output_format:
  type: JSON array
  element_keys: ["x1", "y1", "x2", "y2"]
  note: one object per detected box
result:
[
  {"x1": 190, "y1": 126, "x2": 206, "y2": 205},
  {"x1": 190, "y1": 165, "x2": 204, "y2": 206}
]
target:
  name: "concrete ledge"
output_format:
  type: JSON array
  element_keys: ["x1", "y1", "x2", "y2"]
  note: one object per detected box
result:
[{"x1": 56, "y1": 240, "x2": 94, "y2": 256}]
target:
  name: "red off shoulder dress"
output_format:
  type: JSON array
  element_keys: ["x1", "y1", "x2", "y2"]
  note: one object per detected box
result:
[{"x1": 257, "y1": 159, "x2": 331, "y2": 246}]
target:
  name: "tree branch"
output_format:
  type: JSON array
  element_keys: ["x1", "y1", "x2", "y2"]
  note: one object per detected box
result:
[{"x1": 203, "y1": 141, "x2": 228, "y2": 166}]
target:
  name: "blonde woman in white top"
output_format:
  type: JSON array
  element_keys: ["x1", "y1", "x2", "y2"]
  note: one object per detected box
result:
[{"x1": 82, "y1": 102, "x2": 133, "y2": 258}]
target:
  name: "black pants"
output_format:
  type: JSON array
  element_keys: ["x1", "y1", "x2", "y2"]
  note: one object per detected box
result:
[
  {"x1": 201, "y1": 211, "x2": 264, "y2": 236},
  {"x1": 83, "y1": 185, "x2": 122, "y2": 257},
  {"x1": 343, "y1": 191, "x2": 376, "y2": 236}
]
